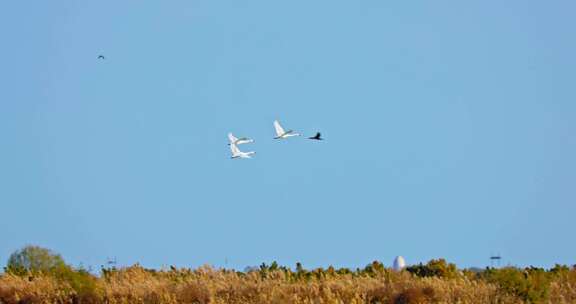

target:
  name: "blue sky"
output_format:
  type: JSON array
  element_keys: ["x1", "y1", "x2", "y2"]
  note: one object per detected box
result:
[{"x1": 1, "y1": 1, "x2": 575, "y2": 271}]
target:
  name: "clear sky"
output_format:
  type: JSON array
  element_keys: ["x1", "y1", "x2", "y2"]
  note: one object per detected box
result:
[{"x1": 1, "y1": 1, "x2": 575, "y2": 271}]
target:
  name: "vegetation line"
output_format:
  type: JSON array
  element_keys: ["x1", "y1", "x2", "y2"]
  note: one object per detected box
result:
[{"x1": 1, "y1": 246, "x2": 575, "y2": 304}]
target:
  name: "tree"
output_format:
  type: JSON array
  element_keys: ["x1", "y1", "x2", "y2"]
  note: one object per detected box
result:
[
  {"x1": 482, "y1": 266, "x2": 552, "y2": 303},
  {"x1": 405, "y1": 258, "x2": 459, "y2": 279},
  {"x1": 5, "y1": 245, "x2": 67, "y2": 275},
  {"x1": 5, "y1": 246, "x2": 102, "y2": 301}
]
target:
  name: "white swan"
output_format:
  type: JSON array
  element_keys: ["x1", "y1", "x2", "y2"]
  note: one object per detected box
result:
[
  {"x1": 230, "y1": 143, "x2": 255, "y2": 159},
  {"x1": 273, "y1": 120, "x2": 301, "y2": 139},
  {"x1": 228, "y1": 133, "x2": 254, "y2": 146}
]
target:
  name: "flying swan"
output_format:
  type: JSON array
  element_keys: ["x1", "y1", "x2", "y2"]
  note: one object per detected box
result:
[
  {"x1": 228, "y1": 133, "x2": 254, "y2": 146},
  {"x1": 230, "y1": 143, "x2": 255, "y2": 159},
  {"x1": 273, "y1": 120, "x2": 301, "y2": 139}
]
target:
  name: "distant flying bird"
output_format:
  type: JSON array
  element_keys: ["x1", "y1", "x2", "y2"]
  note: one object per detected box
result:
[
  {"x1": 98, "y1": 55, "x2": 105, "y2": 60},
  {"x1": 228, "y1": 133, "x2": 254, "y2": 146},
  {"x1": 230, "y1": 143, "x2": 255, "y2": 159},
  {"x1": 308, "y1": 132, "x2": 323, "y2": 140},
  {"x1": 273, "y1": 120, "x2": 301, "y2": 139}
]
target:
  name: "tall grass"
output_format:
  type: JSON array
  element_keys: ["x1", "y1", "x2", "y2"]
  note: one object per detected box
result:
[{"x1": 1, "y1": 263, "x2": 575, "y2": 304}]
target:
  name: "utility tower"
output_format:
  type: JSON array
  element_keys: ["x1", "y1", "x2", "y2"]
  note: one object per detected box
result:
[{"x1": 489, "y1": 253, "x2": 502, "y2": 268}]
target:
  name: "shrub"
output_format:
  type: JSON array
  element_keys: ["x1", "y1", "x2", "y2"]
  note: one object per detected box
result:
[
  {"x1": 406, "y1": 259, "x2": 459, "y2": 279},
  {"x1": 482, "y1": 266, "x2": 551, "y2": 304}
]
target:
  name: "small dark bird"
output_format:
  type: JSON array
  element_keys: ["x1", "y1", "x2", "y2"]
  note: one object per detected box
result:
[
  {"x1": 98, "y1": 55, "x2": 105, "y2": 60},
  {"x1": 308, "y1": 132, "x2": 323, "y2": 140}
]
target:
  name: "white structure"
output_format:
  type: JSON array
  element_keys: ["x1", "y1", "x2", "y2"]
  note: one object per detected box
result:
[
  {"x1": 228, "y1": 133, "x2": 254, "y2": 146},
  {"x1": 273, "y1": 120, "x2": 301, "y2": 139},
  {"x1": 230, "y1": 143, "x2": 255, "y2": 159},
  {"x1": 393, "y1": 256, "x2": 406, "y2": 271}
]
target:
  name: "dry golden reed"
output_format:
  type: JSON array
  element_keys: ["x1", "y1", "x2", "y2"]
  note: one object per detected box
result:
[{"x1": 1, "y1": 263, "x2": 575, "y2": 304}]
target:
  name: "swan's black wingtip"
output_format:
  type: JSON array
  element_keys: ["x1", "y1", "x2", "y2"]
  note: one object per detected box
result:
[{"x1": 308, "y1": 132, "x2": 323, "y2": 140}]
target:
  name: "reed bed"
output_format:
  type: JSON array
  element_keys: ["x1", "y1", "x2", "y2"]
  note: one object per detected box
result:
[{"x1": 1, "y1": 263, "x2": 574, "y2": 304}]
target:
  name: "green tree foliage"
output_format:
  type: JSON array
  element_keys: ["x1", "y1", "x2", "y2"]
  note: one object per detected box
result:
[
  {"x1": 481, "y1": 266, "x2": 554, "y2": 304},
  {"x1": 5, "y1": 245, "x2": 66, "y2": 275},
  {"x1": 5, "y1": 245, "x2": 101, "y2": 302},
  {"x1": 362, "y1": 260, "x2": 386, "y2": 277},
  {"x1": 550, "y1": 264, "x2": 570, "y2": 274},
  {"x1": 406, "y1": 258, "x2": 459, "y2": 279}
]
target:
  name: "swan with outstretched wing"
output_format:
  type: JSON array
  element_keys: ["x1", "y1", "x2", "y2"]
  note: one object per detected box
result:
[
  {"x1": 273, "y1": 120, "x2": 300, "y2": 139},
  {"x1": 228, "y1": 133, "x2": 254, "y2": 145},
  {"x1": 230, "y1": 143, "x2": 255, "y2": 159}
]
